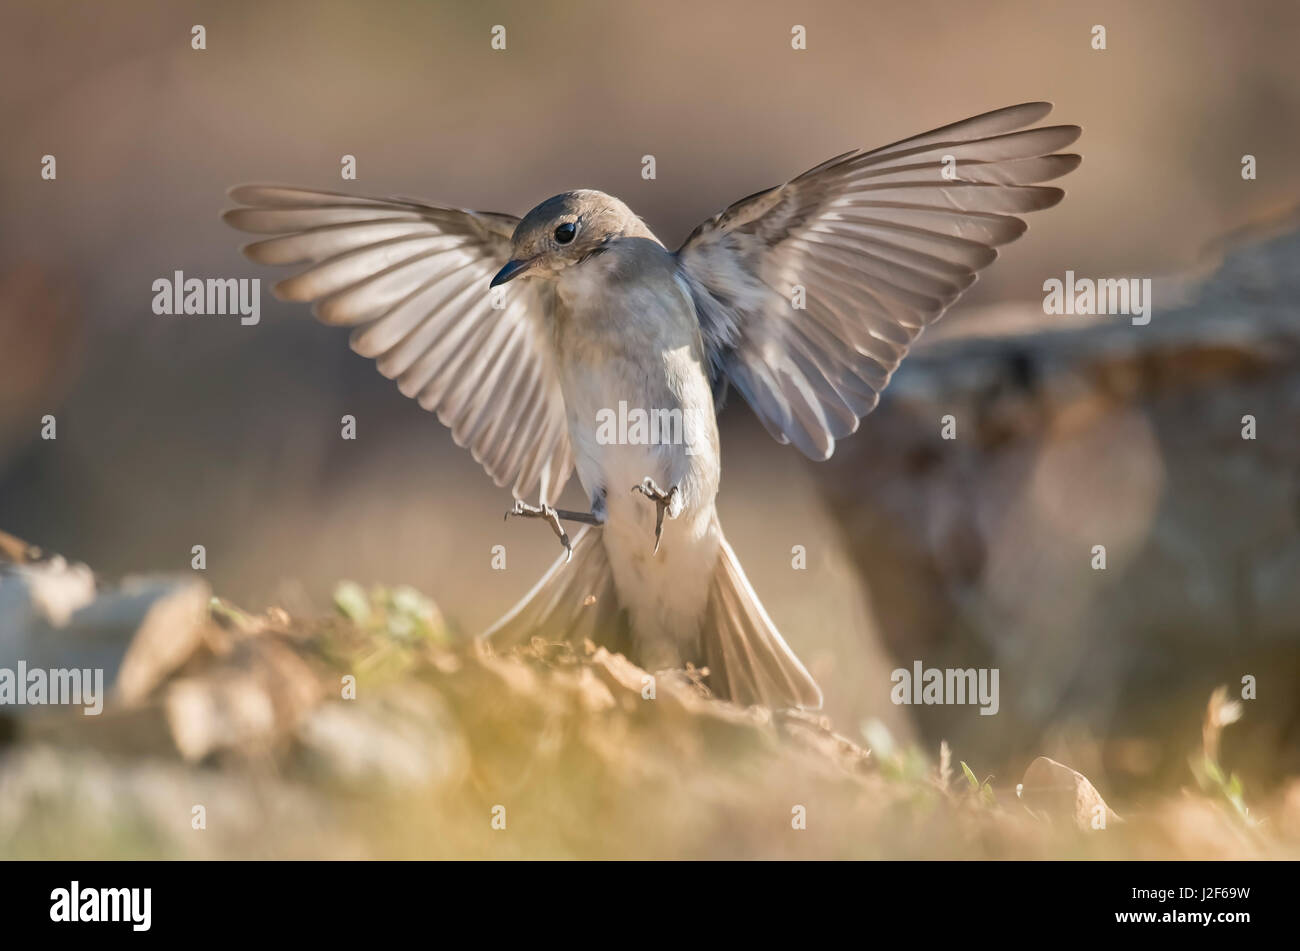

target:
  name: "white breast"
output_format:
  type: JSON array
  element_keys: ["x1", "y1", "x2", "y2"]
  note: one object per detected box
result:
[{"x1": 552, "y1": 246, "x2": 722, "y2": 666}]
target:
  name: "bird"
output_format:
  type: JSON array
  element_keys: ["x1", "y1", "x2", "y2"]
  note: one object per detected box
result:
[{"x1": 223, "y1": 101, "x2": 1081, "y2": 710}]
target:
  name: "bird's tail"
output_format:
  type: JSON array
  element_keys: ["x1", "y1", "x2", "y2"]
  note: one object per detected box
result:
[
  {"x1": 703, "y1": 526, "x2": 823, "y2": 710},
  {"x1": 480, "y1": 526, "x2": 631, "y2": 655},
  {"x1": 480, "y1": 521, "x2": 823, "y2": 711}
]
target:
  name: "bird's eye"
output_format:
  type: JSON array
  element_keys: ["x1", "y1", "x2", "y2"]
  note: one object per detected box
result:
[{"x1": 554, "y1": 221, "x2": 577, "y2": 244}]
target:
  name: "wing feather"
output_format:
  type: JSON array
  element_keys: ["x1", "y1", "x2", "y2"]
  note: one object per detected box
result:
[
  {"x1": 677, "y1": 102, "x2": 1080, "y2": 459},
  {"x1": 223, "y1": 184, "x2": 572, "y2": 502}
]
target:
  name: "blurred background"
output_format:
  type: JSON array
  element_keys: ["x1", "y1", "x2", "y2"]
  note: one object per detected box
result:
[{"x1": 2, "y1": 0, "x2": 1299, "y2": 805}]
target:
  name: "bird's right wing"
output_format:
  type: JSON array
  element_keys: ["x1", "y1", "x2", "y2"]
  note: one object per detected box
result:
[
  {"x1": 223, "y1": 185, "x2": 573, "y2": 504},
  {"x1": 676, "y1": 102, "x2": 1081, "y2": 460}
]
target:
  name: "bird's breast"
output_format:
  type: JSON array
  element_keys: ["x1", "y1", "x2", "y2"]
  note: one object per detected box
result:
[
  {"x1": 551, "y1": 258, "x2": 724, "y2": 666},
  {"x1": 553, "y1": 270, "x2": 720, "y2": 512}
]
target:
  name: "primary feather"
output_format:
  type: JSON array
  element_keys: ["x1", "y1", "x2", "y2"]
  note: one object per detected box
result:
[
  {"x1": 223, "y1": 185, "x2": 574, "y2": 504},
  {"x1": 676, "y1": 101, "x2": 1081, "y2": 459}
]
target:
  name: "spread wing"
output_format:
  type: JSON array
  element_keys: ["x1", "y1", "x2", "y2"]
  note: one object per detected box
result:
[
  {"x1": 676, "y1": 102, "x2": 1081, "y2": 459},
  {"x1": 223, "y1": 185, "x2": 572, "y2": 504}
]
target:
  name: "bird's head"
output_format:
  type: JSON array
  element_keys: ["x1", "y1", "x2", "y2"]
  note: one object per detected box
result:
[{"x1": 490, "y1": 190, "x2": 649, "y2": 287}]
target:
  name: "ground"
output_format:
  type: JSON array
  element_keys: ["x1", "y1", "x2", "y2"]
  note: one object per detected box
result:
[{"x1": 3, "y1": 571, "x2": 1296, "y2": 860}]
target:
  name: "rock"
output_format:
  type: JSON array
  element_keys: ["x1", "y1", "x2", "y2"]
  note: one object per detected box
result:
[
  {"x1": 164, "y1": 636, "x2": 325, "y2": 761},
  {"x1": 1019, "y1": 756, "x2": 1120, "y2": 830},
  {"x1": 295, "y1": 684, "x2": 469, "y2": 792},
  {"x1": 0, "y1": 557, "x2": 96, "y2": 631},
  {"x1": 0, "y1": 555, "x2": 211, "y2": 714},
  {"x1": 100, "y1": 577, "x2": 211, "y2": 704},
  {"x1": 818, "y1": 222, "x2": 1300, "y2": 785}
]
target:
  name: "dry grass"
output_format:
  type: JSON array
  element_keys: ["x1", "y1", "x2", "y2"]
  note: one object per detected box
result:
[{"x1": 3, "y1": 586, "x2": 1298, "y2": 860}]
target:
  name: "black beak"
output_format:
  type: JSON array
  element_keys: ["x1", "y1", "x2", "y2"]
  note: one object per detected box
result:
[{"x1": 490, "y1": 259, "x2": 532, "y2": 288}]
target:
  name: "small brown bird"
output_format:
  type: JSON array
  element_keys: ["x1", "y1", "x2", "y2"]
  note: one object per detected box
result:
[{"x1": 224, "y1": 102, "x2": 1080, "y2": 709}]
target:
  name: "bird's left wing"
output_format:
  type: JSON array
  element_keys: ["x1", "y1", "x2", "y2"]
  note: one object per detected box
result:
[
  {"x1": 676, "y1": 102, "x2": 1081, "y2": 459},
  {"x1": 223, "y1": 185, "x2": 573, "y2": 504}
]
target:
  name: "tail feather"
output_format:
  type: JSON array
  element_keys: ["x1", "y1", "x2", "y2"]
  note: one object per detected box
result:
[
  {"x1": 704, "y1": 531, "x2": 823, "y2": 710},
  {"x1": 481, "y1": 523, "x2": 822, "y2": 712},
  {"x1": 481, "y1": 526, "x2": 630, "y2": 654}
]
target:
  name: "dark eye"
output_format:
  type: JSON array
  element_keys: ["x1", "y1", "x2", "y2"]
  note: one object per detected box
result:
[{"x1": 554, "y1": 221, "x2": 576, "y2": 244}]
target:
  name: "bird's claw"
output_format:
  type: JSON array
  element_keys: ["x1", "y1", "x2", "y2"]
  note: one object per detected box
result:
[
  {"x1": 505, "y1": 500, "x2": 572, "y2": 563},
  {"x1": 630, "y1": 477, "x2": 680, "y2": 554}
]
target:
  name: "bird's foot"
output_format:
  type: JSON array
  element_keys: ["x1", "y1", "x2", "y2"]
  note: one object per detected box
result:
[
  {"x1": 630, "y1": 477, "x2": 681, "y2": 554},
  {"x1": 505, "y1": 500, "x2": 572, "y2": 563}
]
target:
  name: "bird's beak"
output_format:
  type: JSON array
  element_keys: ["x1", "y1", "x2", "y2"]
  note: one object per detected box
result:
[{"x1": 490, "y1": 258, "x2": 533, "y2": 288}]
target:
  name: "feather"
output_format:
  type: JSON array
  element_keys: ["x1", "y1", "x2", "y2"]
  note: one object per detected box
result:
[
  {"x1": 677, "y1": 102, "x2": 1081, "y2": 460},
  {"x1": 224, "y1": 185, "x2": 572, "y2": 503}
]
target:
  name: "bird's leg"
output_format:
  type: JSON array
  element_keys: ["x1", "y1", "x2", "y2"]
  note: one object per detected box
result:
[
  {"x1": 504, "y1": 500, "x2": 603, "y2": 564},
  {"x1": 630, "y1": 477, "x2": 682, "y2": 554}
]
